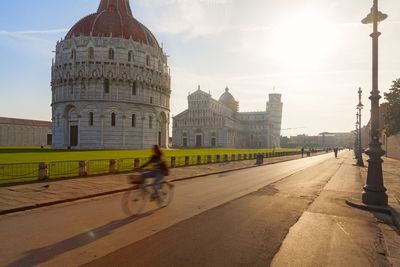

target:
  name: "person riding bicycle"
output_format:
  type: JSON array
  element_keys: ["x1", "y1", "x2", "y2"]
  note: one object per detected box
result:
[{"x1": 139, "y1": 145, "x2": 169, "y2": 199}]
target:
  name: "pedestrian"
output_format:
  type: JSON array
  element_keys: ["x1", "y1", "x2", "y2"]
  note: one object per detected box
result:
[
  {"x1": 334, "y1": 147, "x2": 338, "y2": 158},
  {"x1": 301, "y1": 147, "x2": 305, "y2": 158}
]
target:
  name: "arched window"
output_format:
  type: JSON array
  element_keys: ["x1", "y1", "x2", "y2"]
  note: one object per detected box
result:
[
  {"x1": 131, "y1": 114, "x2": 136, "y2": 127},
  {"x1": 128, "y1": 51, "x2": 133, "y2": 62},
  {"x1": 89, "y1": 112, "x2": 94, "y2": 126},
  {"x1": 149, "y1": 116, "x2": 153, "y2": 129},
  {"x1": 111, "y1": 113, "x2": 116, "y2": 126},
  {"x1": 71, "y1": 49, "x2": 76, "y2": 60},
  {"x1": 104, "y1": 79, "x2": 110, "y2": 94},
  {"x1": 108, "y1": 48, "x2": 114, "y2": 60},
  {"x1": 131, "y1": 81, "x2": 137, "y2": 95},
  {"x1": 146, "y1": 55, "x2": 150, "y2": 66},
  {"x1": 88, "y1": 47, "x2": 94, "y2": 59}
]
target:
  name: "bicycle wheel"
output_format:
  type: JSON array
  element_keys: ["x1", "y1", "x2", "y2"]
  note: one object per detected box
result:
[
  {"x1": 156, "y1": 182, "x2": 174, "y2": 208},
  {"x1": 121, "y1": 188, "x2": 147, "y2": 216}
]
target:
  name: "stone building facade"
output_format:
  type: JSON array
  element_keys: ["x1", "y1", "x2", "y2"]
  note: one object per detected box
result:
[
  {"x1": 51, "y1": 0, "x2": 171, "y2": 149},
  {"x1": 0, "y1": 117, "x2": 52, "y2": 146},
  {"x1": 172, "y1": 87, "x2": 283, "y2": 148}
]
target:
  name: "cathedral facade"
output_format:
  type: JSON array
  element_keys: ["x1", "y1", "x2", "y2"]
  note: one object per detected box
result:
[
  {"x1": 172, "y1": 87, "x2": 283, "y2": 148},
  {"x1": 51, "y1": 0, "x2": 170, "y2": 149}
]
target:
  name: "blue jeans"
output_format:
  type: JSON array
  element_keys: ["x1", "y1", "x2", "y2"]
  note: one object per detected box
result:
[{"x1": 141, "y1": 170, "x2": 164, "y2": 195}]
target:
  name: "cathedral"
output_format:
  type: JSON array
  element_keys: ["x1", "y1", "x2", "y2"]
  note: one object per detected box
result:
[
  {"x1": 51, "y1": 0, "x2": 170, "y2": 149},
  {"x1": 172, "y1": 87, "x2": 283, "y2": 148}
]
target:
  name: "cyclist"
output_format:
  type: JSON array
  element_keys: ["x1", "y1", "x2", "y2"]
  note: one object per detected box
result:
[{"x1": 139, "y1": 145, "x2": 169, "y2": 199}]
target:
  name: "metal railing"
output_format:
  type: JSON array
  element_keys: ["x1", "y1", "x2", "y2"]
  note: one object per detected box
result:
[{"x1": 0, "y1": 149, "x2": 325, "y2": 185}]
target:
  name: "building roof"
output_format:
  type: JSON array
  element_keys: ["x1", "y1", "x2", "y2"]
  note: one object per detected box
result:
[
  {"x1": 65, "y1": 0, "x2": 160, "y2": 49},
  {"x1": 0, "y1": 117, "x2": 52, "y2": 128},
  {"x1": 219, "y1": 87, "x2": 238, "y2": 111}
]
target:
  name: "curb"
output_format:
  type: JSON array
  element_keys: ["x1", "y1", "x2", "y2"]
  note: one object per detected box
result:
[{"x1": 0, "y1": 154, "x2": 323, "y2": 216}]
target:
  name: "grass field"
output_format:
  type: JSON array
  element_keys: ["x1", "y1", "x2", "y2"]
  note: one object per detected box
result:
[
  {"x1": 0, "y1": 147, "x2": 302, "y2": 185},
  {"x1": 0, "y1": 147, "x2": 299, "y2": 164}
]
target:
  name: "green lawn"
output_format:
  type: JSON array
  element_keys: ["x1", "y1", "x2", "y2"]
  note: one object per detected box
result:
[
  {"x1": 0, "y1": 147, "x2": 299, "y2": 164},
  {"x1": 0, "y1": 147, "x2": 301, "y2": 185}
]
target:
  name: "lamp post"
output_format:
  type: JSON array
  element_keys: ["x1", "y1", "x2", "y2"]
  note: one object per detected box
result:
[
  {"x1": 361, "y1": 0, "x2": 388, "y2": 205},
  {"x1": 355, "y1": 113, "x2": 359, "y2": 159},
  {"x1": 356, "y1": 88, "x2": 364, "y2": 167}
]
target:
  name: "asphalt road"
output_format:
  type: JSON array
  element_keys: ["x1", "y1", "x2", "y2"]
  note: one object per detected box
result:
[{"x1": 0, "y1": 152, "x2": 343, "y2": 267}]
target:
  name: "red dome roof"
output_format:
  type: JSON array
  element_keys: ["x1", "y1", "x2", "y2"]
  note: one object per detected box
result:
[{"x1": 66, "y1": 0, "x2": 159, "y2": 48}]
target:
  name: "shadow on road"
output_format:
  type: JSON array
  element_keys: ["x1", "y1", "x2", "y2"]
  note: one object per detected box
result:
[{"x1": 6, "y1": 211, "x2": 155, "y2": 267}]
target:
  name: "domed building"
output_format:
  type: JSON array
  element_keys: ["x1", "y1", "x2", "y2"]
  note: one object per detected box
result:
[
  {"x1": 51, "y1": 0, "x2": 171, "y2": 149},
  {"x1": 172, "y1": 86, "x2": 283, "y2": 148}
]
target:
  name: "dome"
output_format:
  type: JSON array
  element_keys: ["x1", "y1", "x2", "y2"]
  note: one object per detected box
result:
[
  {"x1": 219, "y1": 87, "x2": 238, "y2": 111},
  {"x1": 65, "y1": 0, "x2": 160, "y2": 49}
]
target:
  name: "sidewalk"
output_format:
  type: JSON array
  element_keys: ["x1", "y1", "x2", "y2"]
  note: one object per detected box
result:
[
  {"x1": 271, "y1": 152, "x2": 400, "y2": 267},
  {"x1": 0, "y1": 153, "x2": 313, "y2": 216}
]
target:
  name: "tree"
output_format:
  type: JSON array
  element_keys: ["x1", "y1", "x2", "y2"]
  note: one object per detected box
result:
[{"x1": 384, "y1": 79, "x2": 400, "y2": 136}]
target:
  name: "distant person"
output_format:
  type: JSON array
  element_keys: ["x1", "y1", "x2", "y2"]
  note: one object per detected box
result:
[
  {"x1": 139, "y1": 145, "x2": 169, "y2": 199},
  {"x1": 301, "y1": 147, "x2": 305, "y2": 158},
  {"x1": 334, "y1": 147, "x2": 338, "y2": 158}
]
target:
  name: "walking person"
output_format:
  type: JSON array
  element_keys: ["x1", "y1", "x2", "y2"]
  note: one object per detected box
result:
[{"x1": 334, "y1": 147, "x2": 338, "y2": 158}]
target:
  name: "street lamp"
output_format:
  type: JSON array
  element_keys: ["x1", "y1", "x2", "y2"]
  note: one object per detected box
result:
[
  {"x1": 355, "y1": 113, "x2": 359, "y2": 159},
  {"x1": 356, "y1": 87, "x2": 364, "y2": 167},
  {"x1": 361, "y1": 0, "x2": 388, "y2": 205}
]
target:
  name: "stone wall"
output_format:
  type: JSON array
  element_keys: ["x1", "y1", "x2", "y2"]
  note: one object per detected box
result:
[
  {"x1": 0, "y1": 123, "x2": 51, "y2": 146},
  {"x1": 384, "y1": 133, "x2": 400, "y2": 160}
]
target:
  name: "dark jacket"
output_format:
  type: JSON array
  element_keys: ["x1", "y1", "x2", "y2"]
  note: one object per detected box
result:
[{"x1": 141, "y1": 154, "x2": 168, "y2": 173}]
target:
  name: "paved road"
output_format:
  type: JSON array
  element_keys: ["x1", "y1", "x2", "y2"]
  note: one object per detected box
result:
[{"x1": 1, "y1": 152, "x2": 345, "y2": 267}]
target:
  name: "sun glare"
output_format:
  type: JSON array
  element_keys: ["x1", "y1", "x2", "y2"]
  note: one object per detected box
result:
[{"x1": 269, "y1": 11, "x2": 337, "y2": 68}]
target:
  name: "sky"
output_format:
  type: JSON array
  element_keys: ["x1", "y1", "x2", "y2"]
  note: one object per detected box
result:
[{"x1": 0, "y1": 0, "x2": 399, "y2": 136}]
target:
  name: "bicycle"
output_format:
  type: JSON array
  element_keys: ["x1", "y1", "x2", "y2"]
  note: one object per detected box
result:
[{"x1": 121, "y1": 171, "x2": 174, "y2": 216}]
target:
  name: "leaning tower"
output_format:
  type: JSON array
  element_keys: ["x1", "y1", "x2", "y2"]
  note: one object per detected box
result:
[
  {"x1": 51, "y1": 0, "x2": 171, "y2": 149},
  {"x1": 267, "y1": 93, "x2": 283, "y2": 148}
]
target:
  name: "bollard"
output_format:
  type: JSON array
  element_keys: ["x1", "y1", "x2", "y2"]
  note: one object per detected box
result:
[
  {"x1": 185, "y1": 156, "x2": 190, "y2": 166},
  {"x1": 79, "y1": 161, "x2": 87, "y2": 177},
  {"x1": 244, "y1": 154, "x2": 247, "y2": 160},
  {"x1": 238, "y1": 154, "x2": 242, "y2": 160},
  {"x1": 231, "y1": 154, "x2": 236, "y2": 161},
  {"x1": 170, "y1": 157, "x2": 176, "y2": 168},
  {"x1": 38, "y1": 162, "x2": 49, "y2": 180},
  {"x1": 249, "y1": 153, "x2": 252, "y2": 160},
  {"x1": 207, "y1": 155, "x2": 212, "y2": 164},
  {"x1": 216, "y1": 155, "x2": 221, "y2": 163},
  {"x1": 134, "y1": 158, "x2": 140, "y2": 169},
  {"x1": 197, "y1": 155, "x2": 202, "y2": 165},
  {"x1": 224, "y1": 154, "x2": 228, "y2": 162},
  {"x1": 256, "y1": 154, "x2": 264, "y2": 165},
  {"x1": 109, "y1": 159, "x2": 117, "y2": 173}
]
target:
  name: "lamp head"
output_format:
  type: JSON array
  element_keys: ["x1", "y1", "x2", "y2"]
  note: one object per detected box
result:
[{"x1": 362, "y1": 9, "x2": 388, "y2": 24}]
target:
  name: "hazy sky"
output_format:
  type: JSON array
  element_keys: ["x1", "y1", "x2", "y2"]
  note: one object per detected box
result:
[{"x1": 0, "y1": 0, "x2": 399, "y2": 136}]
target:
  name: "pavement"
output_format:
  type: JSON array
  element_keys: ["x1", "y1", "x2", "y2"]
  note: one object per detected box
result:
[
  {"x1": 0, "y1": 151, "x2": 399, "y2": 267},
  {"x1": 0, "y1": 153, "x2": 313, "y2": 215},
  {"x1": 271, "y1": 153, "x2": 400, "y2": 267}
]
